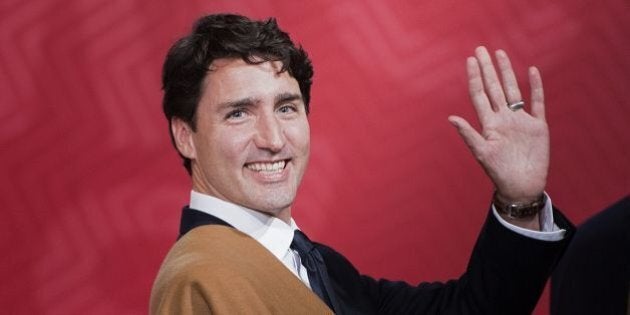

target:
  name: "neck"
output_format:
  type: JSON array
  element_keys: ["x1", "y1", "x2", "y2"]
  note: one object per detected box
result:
[
  {"x1": 273, "y1": 207, "x2": 292, "y2": 224},
  {"x1": 190, "y1": 187, "x2": 294, "y2": 225}
]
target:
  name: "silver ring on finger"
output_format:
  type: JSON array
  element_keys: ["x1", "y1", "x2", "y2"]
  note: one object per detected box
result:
[{"x1": 507, "y1": 100, "x2": 525, "y2": 111}]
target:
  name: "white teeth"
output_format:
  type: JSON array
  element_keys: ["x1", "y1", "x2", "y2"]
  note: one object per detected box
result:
[{"x1": 246, "y1": 160, "x2": 286, "y2": 173}]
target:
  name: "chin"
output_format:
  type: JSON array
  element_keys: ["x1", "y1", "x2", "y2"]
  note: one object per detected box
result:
[
  {"x1": 259, "y1": 201, "x2": 293, "y2": 214},
  {"x1": 249, "y1": 194, "x2": 295, "y2": 214}
]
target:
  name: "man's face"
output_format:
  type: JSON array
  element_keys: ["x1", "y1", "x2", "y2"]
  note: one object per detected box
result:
[{"x1": 175, "y1": 58, "x2": 310, "y2": 221}]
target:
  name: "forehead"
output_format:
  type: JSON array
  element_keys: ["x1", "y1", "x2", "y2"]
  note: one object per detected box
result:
[{"x1": 201, "y1": 58, "x2": 301, "y2": 104}]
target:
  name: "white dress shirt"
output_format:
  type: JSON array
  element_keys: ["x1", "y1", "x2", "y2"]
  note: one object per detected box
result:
[{"x1": 189, "y1": 190, "x2": 566, "y2": 285}]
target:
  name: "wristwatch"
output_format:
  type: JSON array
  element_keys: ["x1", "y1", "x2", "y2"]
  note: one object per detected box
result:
[{"x1": 493, "y1": 191, "x2": 546, "y2": 219}]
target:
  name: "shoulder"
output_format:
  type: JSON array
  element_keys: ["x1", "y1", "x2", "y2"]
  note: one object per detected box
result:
[
  {"x1": 312, "y1": 242, "x2": 365, "y2": 285},
  {"x1": 154, "y1": 225, "x2": 262, "y2": 283},
  {"x1": 151, "y1": 226, "x2": 334, "y2": 314},
  {"x1": 151, "y1": 224, "x2": 283, "y2": 303},
  {"x1": 313, "y1": 242, "x2": 354, "y2": 268},
  {"x1": 150, "y1": 226, "x2": 252, "y2": 314},
  {"x1": 150, "y1": 225, "x2": 276, "y2": 312}
]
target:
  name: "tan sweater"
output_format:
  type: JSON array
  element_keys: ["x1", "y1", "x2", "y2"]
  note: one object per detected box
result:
[{"x1": 150, "y1": 225, "x2": 333, "y2": 314}]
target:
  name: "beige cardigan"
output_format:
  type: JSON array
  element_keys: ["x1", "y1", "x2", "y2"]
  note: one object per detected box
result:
[{"x1": 150, "y1": 225, "x2": 333, "y2": 314}]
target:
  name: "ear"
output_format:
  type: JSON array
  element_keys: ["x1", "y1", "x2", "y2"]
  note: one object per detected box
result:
[{"x1": 171, "y1": 117, "x2": 196, "y2": 160}]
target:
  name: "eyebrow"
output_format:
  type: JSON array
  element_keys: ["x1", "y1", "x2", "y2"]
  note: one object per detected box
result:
[
  {"x1": 217, "y1": 92, "x2": 303, "y2": 111},
  {"x1": 217, "y1": 98, "x2": 257, "y2": 111},
  {"x1": 275, "y1": 92, "x2": 303, "y2": 105}
]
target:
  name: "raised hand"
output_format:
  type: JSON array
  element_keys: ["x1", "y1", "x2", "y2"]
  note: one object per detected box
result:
[{"x1": 448, "y1": 46, "x2": 549, "y2": 204}]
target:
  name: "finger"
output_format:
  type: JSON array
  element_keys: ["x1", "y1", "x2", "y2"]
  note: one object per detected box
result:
[
  {"x1": 475, "y1": 46, "x2": 506, "y2": 112},
  {"x1": 467, "y1": 56, "x2": 494, "y2": 125},
  {"x1": 495, "y1": 49, "x2": 523, "y2": 104},
  {"x1": 448, "y1": 116, "x2": 486, "y2": 158},
  {"x1": 529, "y1": 66, "x2": 545, "y2": 120}
]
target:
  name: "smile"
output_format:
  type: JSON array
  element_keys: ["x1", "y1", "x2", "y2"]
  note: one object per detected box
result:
[{"x1": 245, "y1": 159, "x2": 288, "y2": 173}]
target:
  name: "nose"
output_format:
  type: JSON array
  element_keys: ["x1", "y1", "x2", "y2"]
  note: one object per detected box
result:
[{"x1": 254, "y1": 112, "x2": 285, "y2": 153}]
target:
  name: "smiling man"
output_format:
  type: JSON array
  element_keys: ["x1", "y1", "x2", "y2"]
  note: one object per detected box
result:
[
  {"x1": 151, "y1": 14, "x2": 574, "y2": 314},
  {"x1": 172, "y1": 58, "x2": 309, "y2": 223}
]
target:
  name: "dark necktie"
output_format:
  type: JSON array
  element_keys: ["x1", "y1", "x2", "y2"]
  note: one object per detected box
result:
[{"x1": 290, "y1": 230, "x2": 336, "y2": 311}]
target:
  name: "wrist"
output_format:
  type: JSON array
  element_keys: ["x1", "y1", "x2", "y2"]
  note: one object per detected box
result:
[
  {"x1": 493, "y1": 190, "x2": 546, "y2": 219},
  {"x1": 494, "y1": 190, "x2": 544, "y2": 205}
]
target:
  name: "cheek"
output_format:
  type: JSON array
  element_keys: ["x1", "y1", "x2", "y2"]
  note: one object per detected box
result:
[
  {"x1": 287, "y1": 121, "x2": 310, "y2": 154},
  {"x1": 302, "y1": 122, "x2": 311, "y2": 153},
  {"x1": 303, "y1": 130, "x2": 311, "y2": 156},
  {"x1": 214, "y1": 129, "x2": 253, "y2": 163}
]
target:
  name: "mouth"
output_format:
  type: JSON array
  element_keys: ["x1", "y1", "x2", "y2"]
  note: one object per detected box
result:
[{"x1": 244, "y1": 159, "x2": 290, "y2": 174}]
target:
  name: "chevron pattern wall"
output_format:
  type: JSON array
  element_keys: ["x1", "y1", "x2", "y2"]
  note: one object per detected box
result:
[{"x1": 1, "y1": 0, "x2": 628, "y2": 314}]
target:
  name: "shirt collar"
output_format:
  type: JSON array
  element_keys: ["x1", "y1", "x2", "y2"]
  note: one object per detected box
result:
[{"x1": 189, "y1": 190, "x2": 297, "y2": 261}]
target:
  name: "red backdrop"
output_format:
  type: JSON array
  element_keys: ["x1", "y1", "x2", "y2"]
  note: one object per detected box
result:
[{"x1": 1, "y1": 0, "x2": 629, "y2": 314}]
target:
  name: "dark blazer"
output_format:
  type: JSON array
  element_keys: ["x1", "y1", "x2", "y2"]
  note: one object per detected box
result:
[
  {"x1": 179, "y1": 206, "x2": 574, "y2": 315},
  {"x1": 551, "y1": 195, "x2": 630, "y2": 315}
]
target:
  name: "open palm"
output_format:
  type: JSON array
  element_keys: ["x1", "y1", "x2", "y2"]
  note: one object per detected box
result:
[{"x1": 449, "y1": 47, "x2": 549, "y2": 203}]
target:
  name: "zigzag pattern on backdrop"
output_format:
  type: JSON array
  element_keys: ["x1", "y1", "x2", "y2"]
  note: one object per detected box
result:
[{"x1": 1, "y1": 0, "x2": 628, "y2": 314}]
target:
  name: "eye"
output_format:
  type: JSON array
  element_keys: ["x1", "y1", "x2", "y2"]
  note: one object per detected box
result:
[
  {"x1": 226, "y1": 109, "x2": 247, "y2": 120},
  {"x1": 278, "y1": 104, "x2": 298, "y2": 114}
]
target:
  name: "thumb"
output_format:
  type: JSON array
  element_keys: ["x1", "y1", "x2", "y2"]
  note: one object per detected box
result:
[{"x1": 448, "y1": 116, "x2": 485, "y2": 157}]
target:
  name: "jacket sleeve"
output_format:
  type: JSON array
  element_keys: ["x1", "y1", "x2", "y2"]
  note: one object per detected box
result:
[{"x1": 320, "y1": 207, "x2": 575, "y2": 315}]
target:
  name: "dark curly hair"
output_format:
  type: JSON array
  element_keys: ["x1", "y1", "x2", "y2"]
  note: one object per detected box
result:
[{"x1": 162, "y1": 13, "x2": 314, "y2": 174}]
